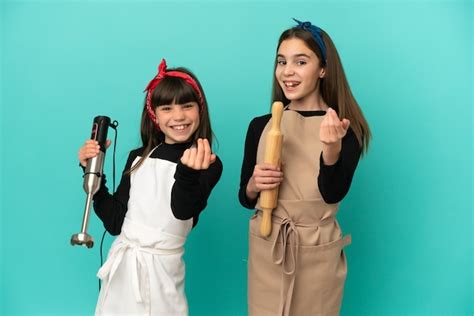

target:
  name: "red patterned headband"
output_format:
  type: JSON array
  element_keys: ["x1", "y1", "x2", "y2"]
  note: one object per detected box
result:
[{"x1": 143, "y1": 58, "x2": 205, "y2": 129}]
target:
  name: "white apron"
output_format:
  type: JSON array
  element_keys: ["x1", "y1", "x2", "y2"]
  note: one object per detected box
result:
[{"x1": 95, "y1": 147, "x2": 193, "y2": 316}]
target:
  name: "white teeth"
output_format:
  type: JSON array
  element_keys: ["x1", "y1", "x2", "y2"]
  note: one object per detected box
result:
[
  {"x1": 285, "y1": 82, "x2": 299, "y2": 87},
  {"x1": 173, "y1": 125, "x2": 187, "y2": 130}
]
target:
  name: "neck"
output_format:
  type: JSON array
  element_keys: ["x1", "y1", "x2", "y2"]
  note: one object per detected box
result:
[{"x1": 289, "y1": 92, "x2": 328, "y2": 111}]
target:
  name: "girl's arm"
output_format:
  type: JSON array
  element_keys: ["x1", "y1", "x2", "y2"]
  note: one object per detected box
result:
[
  {"x1": 239, "y1": 111, "x2": 360, "y2": 206},
  {"x1": 92, "y1": 149, "x2": 139, "y2": 235},
  {"x1": 170, "y1": 156, "x2": 223, "y2": 223},
  {"x1": 239, "y1": 115, "x2": 282, "y2": 208},
  {"x1": 318, "y1": 128, "x2": 361, "y2": 204},
  {"x1": 238, "y1": 115, "x2": 271, "y2": 209}
]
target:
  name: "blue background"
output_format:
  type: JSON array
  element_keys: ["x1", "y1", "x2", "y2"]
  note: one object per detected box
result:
[{"x1": 1, "y1": 0, "x2": 472, "y2": 315}]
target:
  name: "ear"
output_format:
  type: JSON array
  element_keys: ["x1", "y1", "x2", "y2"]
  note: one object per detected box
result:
[{"x1": 319, "y1": 68, "x2": 326, "y2": 79}]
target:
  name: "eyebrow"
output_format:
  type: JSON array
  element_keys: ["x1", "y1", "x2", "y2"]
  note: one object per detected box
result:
[{"x1": 277, "y1": 53, "x2": 311, "y2": 58}]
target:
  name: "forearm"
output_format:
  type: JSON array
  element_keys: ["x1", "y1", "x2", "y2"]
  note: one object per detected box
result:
[
  {"x1": 171, "y1": 158, "x2": 222, "y2": 220},
  {"x1": 246, "y1": 178, "x2": 259, "y2": 201},
  {"x1": 239, "y1": 118, "x2": 262, "y2": 209},
  {"x1": 90, "y1": 150, "x2": 135, "y2": 235},
  {"x1": 318, "y1": 129, "x2": 361, "y2": 203},
  {"x1": 321, "y1": 142, "x2": 342, "y2": 166},
  {"x1": 93, "y1": 183, "x2": 128, "y2": 235},
  {"x1": 239, "y1": 182, "x2": 258, "y2": 209}
]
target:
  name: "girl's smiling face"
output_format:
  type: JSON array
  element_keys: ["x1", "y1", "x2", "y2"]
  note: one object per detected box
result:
[
  {"x1": 275, "y1": 38, "x2": 325, "y2": 107},
  {"x1": 155, "y1": 101, "x2": 200, "y2": 144}
]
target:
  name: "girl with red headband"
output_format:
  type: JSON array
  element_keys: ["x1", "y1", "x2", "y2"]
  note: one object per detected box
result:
[
  {"x1": 78, "y1": 59, "x2": 222, "y2": 315},
  {"x1": 239, "y1": 19, "x2": 371, "y2": 315}
]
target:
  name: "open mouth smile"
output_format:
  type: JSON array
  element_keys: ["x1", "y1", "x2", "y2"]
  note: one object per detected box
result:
[
  {"x1": 284, "y1": 81, "x2": 300, "y2": 88},
  {"x1": 170, "y1": 124, "x2": 190, "y2": 131}
]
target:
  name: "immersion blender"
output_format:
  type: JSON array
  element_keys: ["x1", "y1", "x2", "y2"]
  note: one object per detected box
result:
[{"x1": 71, "y1": 116, "x2": 111, "y2": 248}]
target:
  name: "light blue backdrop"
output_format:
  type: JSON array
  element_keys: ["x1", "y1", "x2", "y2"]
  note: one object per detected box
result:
[{"x1": 1, "y1": 0, "x2": 472, "y2": 315}]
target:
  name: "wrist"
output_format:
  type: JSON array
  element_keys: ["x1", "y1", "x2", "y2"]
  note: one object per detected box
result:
[
  {"x1": 246, "y1": 179, "x2": 259, "y2": 200},
  {"x1": 322, "y1": 142, "x2": 341, "y2": 166}
]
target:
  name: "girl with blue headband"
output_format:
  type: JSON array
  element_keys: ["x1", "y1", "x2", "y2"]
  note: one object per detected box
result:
[{"x1": 239, "y1": 19, "x2": 371, "y2": 315}]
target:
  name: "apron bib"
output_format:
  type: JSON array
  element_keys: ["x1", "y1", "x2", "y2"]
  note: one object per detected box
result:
[
  {"x1": 95, "y1": 147, "x2": 191, "y2": 316},
  {"x1": 248, "y1": 110, "x2": 351, "y2": 316}
]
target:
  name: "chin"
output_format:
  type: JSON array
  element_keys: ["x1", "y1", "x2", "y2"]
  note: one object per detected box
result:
[{"x1": 284, "y1": 94, "x2": 300, "y2": 101}]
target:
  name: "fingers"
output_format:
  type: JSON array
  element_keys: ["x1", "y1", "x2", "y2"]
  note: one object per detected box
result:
[
  {"x1": 201, "y1": 139, "x2": 212, "y2": 169},
  {"x1": 250, "y1": 163, "x2": 284, "y2": 192},
  {"x1": 341, "y1": 118, "x2": 350, "y2": 131},
  {"x1": 78, "y1": 138, "x2": 112, "y2": 168},
  {"x1": 330, "y1": 110, "x2": 347, "y2": 138},
  {"x1": 320, "y1": 108, "x2": 348, "y2": 144},
  {"x1": 78, "y1": 140, "x2": 100, "y2": 167},
  {"x1": 188, "y1": 145, "x2": 197, "y2": 167},
  {"x1": 209, "y1": 154, "x2": 217, "y2": 165},
  {"x1": 180, "y1": 148, "x2": 191, "y2": 166},
  {"x1": 327, "y1": 109, "x2": 337, "y2": 140},
  {"x1": 195, "y1": 139, "x2": 205, "y2": 168},
  {"x1": 180, "y1": 138, "x2": 216, "y2": 170}
]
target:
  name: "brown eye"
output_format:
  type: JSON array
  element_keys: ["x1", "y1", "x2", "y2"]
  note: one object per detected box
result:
[{"x1": 159, "y1": 106, "x2": 171, "y2": 112}]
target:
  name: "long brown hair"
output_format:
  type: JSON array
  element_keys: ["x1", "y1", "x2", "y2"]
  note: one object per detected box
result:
[
  {"x1": 130, "y1": 67, "x2": 214, "y2": 173},
  {"x1": 272, "y1": 27, "x2": 371, "y2": 154}
]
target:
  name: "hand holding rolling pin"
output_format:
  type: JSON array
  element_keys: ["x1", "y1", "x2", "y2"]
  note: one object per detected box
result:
[
  {"x1": 246, "y1": 102, "x2": 284, "y2": 237},
  {"x1": 246, "y1": 163, "x2": 283, "y2": 199}
]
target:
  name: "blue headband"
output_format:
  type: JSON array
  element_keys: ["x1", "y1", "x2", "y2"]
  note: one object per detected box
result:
[{"x1": 293, "y1": 18, "x2": 327, "y2": 64}]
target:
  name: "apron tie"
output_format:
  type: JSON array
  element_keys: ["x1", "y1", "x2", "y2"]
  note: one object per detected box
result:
[
  {"x1": 271, "y1": 217, "x2": 299, "y2": 275},
  {"x1": 269, "y1": 214, "x2": 335, "y2": 316},
  {"x1": 271, "y1": 217, "x2": 299, "y2": 316},
  {"x1": 97, "y1": 236, "x2": 182, "y2": 315}
]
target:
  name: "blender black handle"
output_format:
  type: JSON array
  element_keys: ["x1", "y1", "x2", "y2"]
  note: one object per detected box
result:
[{"x1": 91, "y1": 116, "x2": 110, "y2": 153}]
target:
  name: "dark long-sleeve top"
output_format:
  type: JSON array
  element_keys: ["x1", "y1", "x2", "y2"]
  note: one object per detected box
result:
[
  {"x1": 91, "y1": 141, "x2": 223, "y2": 235},
  {"x1": 238, "y1": 110, "x2": 361, "y2": 209}
]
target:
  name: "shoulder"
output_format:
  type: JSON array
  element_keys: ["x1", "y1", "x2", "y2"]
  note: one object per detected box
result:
[
  {"x1": 129, "y1": 147, "x2": 146, "y2": 159},
  {"x1": 245, "y1": 113, "x2": 272, "y2": 139},
  {"x1": 248, "y1": 113, "x2": 272, "y2": 129}
]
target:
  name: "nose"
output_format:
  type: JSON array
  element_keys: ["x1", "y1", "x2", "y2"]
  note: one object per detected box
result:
[
  {"x1": 172, "y1": 107, "x2": 185, "y2": 120},
  {"x1": 283, "y1": 63, "x2": 294, "y2": 76}
]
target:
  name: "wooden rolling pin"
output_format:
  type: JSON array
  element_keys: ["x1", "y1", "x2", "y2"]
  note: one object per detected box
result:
[{"x1": 260, "y1": 101, "x2": 284, "y2": 237}]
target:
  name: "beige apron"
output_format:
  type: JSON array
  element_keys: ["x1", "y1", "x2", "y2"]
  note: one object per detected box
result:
[{"x1": 248, "y1": 110, "x2": 351, "y2": 316}]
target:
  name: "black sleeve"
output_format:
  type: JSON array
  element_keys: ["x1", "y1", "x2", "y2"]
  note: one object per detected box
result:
[
  {"x1": 318, "y1": 128, "x2": 362, "y2": 204},
  {"x1": 170, "y1": 156, "x2": 223, "y2": 222},
  {"x1": 238, "y1": 116, "x2": 270, "y2": 209},
  {"x1": 92, "y1": 150, "x2": 139, "y2": 235}
]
